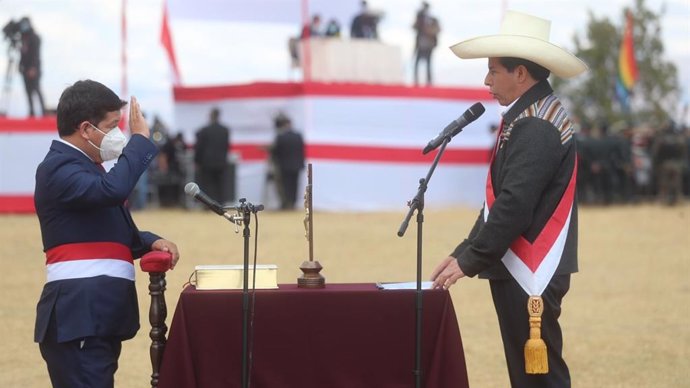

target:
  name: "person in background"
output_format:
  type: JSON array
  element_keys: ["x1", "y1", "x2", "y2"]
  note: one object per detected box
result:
[
  {"x1": 608, "y1": 121, "x2": 635, "y2": 203},
  {"x1": 324, "y1": 18, "x2": 342, "y2": 38},
  {"x1": 33, "y1": 79, "x2": 180, "y2": 388},
  {"x1": 301, "y1": 14, "x2": 322, "y2": 39},
  {"x1": 412, "y1": 1, "x2": 440, "y2": 86},
  {"x1": 128, "y1": 113, "x2": 159, "y2": 211},
  {"x1": 586, "y1": 123, "x2": 615, "y2": 205},
  {"x1": 350, "y1": 1, "x2": 380, "y2": 40},
  {"x1": 18, "y1": 16, "x2": 46, "y2": 117},
  {"x1": 270, "y1": 112, "x2": 305, "y2": 210},
  {"x1": 194, "y1": 107, "x2": 231, "y2": 205},
  {"x1": 652, "y1": 121, "x2": 687, "y2": 205},
  {"x1": 680, "y1": 125, "x2": 690, "y2": 199},
  {"x1": 158, "y1": 132, "x2": 187, "y2": 207},
  {"x1": 289, "y1": 14, "x2": 323, "y2": 69},
  {"x1": 430, "y1": 10, "x2": 587, "y2": 388}
]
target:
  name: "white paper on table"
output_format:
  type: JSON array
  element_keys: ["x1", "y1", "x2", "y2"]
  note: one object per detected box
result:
[{"x1": 375, "y1": 281, "x2": 433, "y2": 290}]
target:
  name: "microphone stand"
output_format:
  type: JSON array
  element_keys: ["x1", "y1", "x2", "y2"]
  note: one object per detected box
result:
[
  {"x1": 224, "y1": 198, "x2": 263, "y2": 388},
  {"x1": 397, "y1": 138, "x2": 450, "y2": 388}
]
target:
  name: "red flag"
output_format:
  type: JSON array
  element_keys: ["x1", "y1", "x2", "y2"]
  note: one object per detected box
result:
[{"x1": 161, "y1": 1, "x2": 182, "y2": 85}]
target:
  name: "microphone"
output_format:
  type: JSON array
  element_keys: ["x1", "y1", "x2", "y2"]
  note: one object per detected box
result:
[
  {"x1": 185, "y1": 182, "x2": 226, "y2": 215},
  {"x1": 422, "y1": 102, "x2": 486, "y2": 154},
  {"x1": 185, "y1": 183, "x2": 264, "y2": 224}
]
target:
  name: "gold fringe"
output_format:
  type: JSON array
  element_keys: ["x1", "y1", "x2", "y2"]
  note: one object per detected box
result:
[{"x1": 524, "y1": 296, "x2": 549, "y2": 374}]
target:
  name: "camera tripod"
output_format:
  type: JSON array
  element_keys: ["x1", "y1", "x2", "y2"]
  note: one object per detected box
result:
[{"x1": 0, "y1": 41, "x2": 18, "y2": 117}]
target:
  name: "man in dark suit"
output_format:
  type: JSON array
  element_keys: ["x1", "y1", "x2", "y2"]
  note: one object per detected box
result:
[
  {"x1": 270, "y1": 112, "x2": 305, "y2": 210},
  {"x1": 34, "y1": 79, "x2": 180, "y2": 388},
  {"x1": 412, "y1": 1, "x2": 440, "y2": 86},
  {"x1": 18, "y1": 16, "x2": 46, "y2": 116},
  {"x1": 350, "y1": 1, "x2": 380, "y2": 40},
  {"x1": 430, "y1": 11, "x2": 588, "y2": 388},
  {"x1": 194, "y1": 107, "x2": 231, "y2": 204}
]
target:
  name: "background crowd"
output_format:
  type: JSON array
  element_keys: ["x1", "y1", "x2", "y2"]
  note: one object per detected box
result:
[
  {"x1": 575, "y1": 120, "x2": 689, "y2": 206},
  {"x1": 131, "y1": 108, "x2": 306, "y2": 212},
  {"x1": 130, "y1": 111, "x2": 690, "y2": 212}
]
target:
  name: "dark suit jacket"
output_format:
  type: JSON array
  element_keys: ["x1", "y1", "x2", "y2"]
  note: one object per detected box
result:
[
  {"x1": 20, "y1": 32, "x2": 41, "y2": 74},
  {"x1": 194, "y1": 122, "x2": 230, "y2": 169},
  {"x1": 452, "y1": 80, "x2": 578, "y2": 279},
  {"x1": 271, "y1": 129, "x2": 305, "y2": 173},
  {"x1": 34, "y1": 135, "x2": 160, "y2": 343}
]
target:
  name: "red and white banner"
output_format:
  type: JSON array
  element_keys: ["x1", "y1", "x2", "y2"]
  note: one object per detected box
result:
[
  {"x1": 0, "y1": 82, "x2": 500, "y2": 213},
  {"x1": 0, "y1": 117, "x2": 56, "y2": 213},
  {"x1": 174, "y1": 81, "x2": 500, "y2": 211}
]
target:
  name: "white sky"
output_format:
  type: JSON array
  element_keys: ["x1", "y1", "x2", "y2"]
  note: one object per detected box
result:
[{"x1": 1, "y1": 0, "x2": 688, "y2": 127}]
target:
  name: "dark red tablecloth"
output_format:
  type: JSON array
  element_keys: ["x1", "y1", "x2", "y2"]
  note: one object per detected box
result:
[{"x1": 157, "y1": 283, "x2": 468, "y2": 388}]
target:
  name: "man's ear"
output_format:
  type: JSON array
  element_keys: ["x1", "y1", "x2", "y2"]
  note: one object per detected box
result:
[
  {"x1": 516, "y1": 65, "x2": 529, "y2": 83},
  {"x1": 77, "y1": 121, "x2": 92, "y2": 139}
]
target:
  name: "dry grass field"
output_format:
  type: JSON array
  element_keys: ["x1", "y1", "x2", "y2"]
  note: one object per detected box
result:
[{"x1": 1, "y1": 203, "x2": 688, "y2": 387}]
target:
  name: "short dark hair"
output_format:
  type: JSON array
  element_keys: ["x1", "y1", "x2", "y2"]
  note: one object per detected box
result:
[
  {"x1": 56, "y1": 80, "x2": 126, "y2": 137},
  {"x1": 499, "y1": 57, "x2": 551, "y2": 81},
  {"x1": 210, "y1": 107, "x2": 220, "y2": 122},
  {"x1": 274, "y1": 112, "x2": 291, "y2": 128}
]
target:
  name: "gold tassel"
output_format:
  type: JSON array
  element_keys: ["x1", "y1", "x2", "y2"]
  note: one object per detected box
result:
[{"x1": 524, "y1": 296, "x2": 549, "y2": 374}]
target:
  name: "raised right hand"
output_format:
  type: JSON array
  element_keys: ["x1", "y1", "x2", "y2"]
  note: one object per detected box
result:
[{"x1": 129, "y1": 96, "x2": 150, "y2": 138}]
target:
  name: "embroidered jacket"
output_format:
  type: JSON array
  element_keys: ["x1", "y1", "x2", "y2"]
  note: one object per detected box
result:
[{"x1": 451, "y1": 80, "x2": 578, "y2": 280}]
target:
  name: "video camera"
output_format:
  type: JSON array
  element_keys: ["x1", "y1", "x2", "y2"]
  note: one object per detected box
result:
[{"x1": 3, "y1": 17, "x2": 30, "y2": 48}]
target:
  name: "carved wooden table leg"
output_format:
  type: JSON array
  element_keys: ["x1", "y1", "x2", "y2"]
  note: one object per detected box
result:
[{"x1": 148, "y1": 272, "x2": 168, "y2": 388}]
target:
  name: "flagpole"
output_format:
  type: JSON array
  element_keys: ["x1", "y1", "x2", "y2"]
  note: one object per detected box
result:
[
  {"x1": 121, "y1": 0, "x2": 129, "y2": 130},
  {"x1": 301, "y1": 0, "x2": 311, "y2": 82},
  {"x1": 122, "y1": 0, "x2": 127, "y2": 96}
]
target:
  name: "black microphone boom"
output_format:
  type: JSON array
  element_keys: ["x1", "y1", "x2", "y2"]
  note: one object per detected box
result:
[
  {"x1": 184, "y1": 182, "x2": 226, "y2": 216},
  {"x1": 185, "y1": 183, "x2": 265, "y2": 223},
  {"x1": 422, "y1": 102, "x2": 486, "y2": 154}
]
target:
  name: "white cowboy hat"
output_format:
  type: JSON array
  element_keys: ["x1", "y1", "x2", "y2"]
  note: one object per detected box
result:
[{"x1": 450, "y1": 10, "x2": 588, "y2": 78}]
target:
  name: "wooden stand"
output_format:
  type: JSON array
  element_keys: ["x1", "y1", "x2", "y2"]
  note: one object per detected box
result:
[
  {"x1": 147, "y1": 272, "x2": 168, "y2": 388},
  {"x1": 298, "y1": 260, "x2": 325, "y2": 288},
  {"x1": 139, "y1": 251, "x2": 173, "y2": 388},
  {"x1": 298, "y1": 163, "x2": 325, "y2": 288}
]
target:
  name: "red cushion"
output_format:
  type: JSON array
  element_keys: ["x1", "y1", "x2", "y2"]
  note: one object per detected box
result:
[{"x1": 140, "y1": 251, "x2": 172, "y2": 273}]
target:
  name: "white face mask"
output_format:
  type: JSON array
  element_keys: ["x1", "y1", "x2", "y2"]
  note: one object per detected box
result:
[{"x1": 88, "y1": 123, "x2": 128, "y2": 161}]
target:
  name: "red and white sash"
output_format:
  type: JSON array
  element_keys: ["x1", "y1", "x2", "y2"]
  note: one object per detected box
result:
[
  {"x1": 484, "y1": 118, "x2": 577, "y2": 296},
  {"x1": 45, "y1": 241, "x2": 135, "y2": 283}
]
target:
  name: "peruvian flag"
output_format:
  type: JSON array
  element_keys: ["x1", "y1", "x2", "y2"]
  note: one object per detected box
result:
[{"x1": 161, "y1": 1, "x2": 182, "y2": 85}]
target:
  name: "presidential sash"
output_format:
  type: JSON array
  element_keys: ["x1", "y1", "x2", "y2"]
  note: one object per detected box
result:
[{"x1": 485, "y1": 95, "x2": 577, "y2": 373}]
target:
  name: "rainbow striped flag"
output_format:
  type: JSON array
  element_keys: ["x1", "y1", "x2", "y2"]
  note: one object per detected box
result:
[{"x1": 616, "y1": 11, "x2": 639, "y2": 109}]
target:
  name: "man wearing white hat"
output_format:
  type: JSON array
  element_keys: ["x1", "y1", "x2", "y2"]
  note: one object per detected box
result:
[{"x1": 430, "y1": 10, "x2": 587, "y2": 388}]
